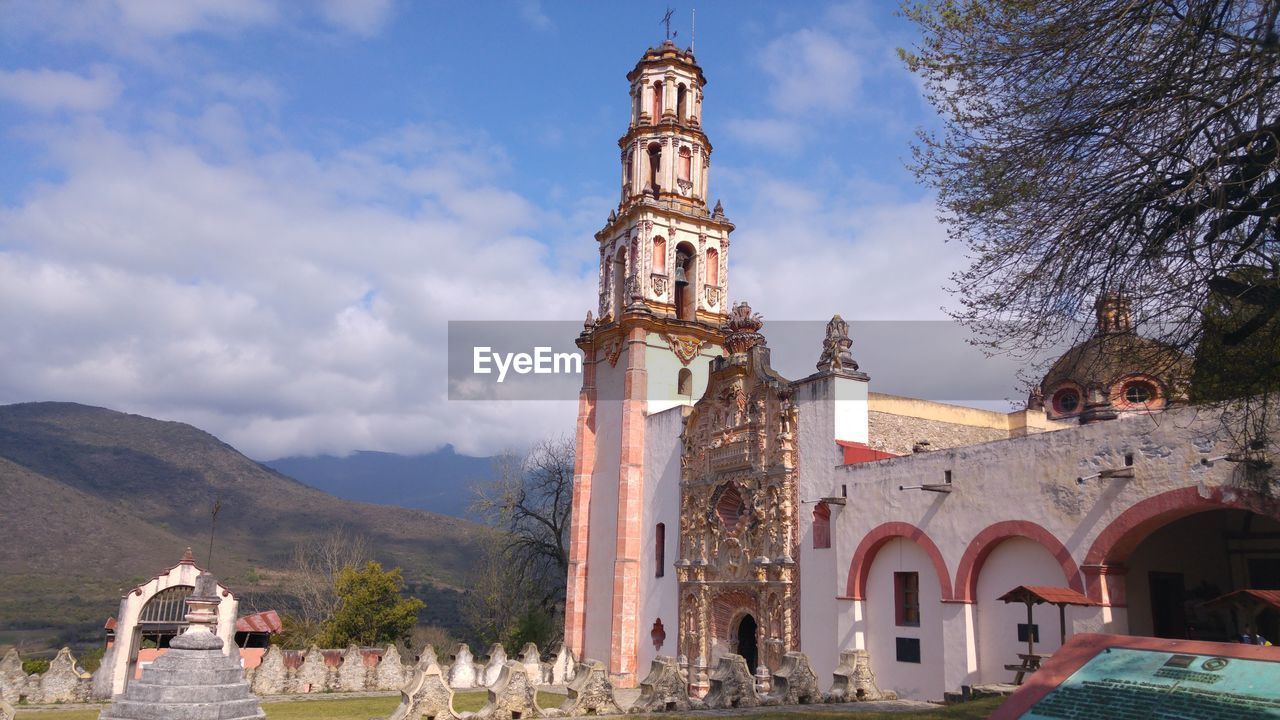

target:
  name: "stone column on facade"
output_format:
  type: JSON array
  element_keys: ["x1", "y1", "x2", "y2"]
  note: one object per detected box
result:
[
  {"x1": 565, "y1": 342, "x2": 598, "y2": 659},
  {"x1": 663, "y1": 76, "x2": 676, "y2": 117},
  {"x1": 608, "y1": 324, "x2": 648, "y2": 687},
  {"x1": 640, "y1": 83, "x2": 653, "y2": 124}
]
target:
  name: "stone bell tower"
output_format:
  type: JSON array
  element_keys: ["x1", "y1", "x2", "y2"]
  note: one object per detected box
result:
[{"x1": 564, "y1": 40, "x2": 735, "y2": 687}]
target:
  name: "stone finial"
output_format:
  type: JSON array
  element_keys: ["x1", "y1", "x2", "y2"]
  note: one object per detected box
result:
[
  {"x1": 702, "y1": 654, "x2": 759, "y2": 709},
  {"x1": 388, "y1": 660, "x2": 456, "y2": 720},
  {"x1": 767, "y1": 653, "x2": 821, "y2": 705},
  {"x1": 724, "y1": 302, "x2": 765, "y2": 355},
  {"x1": 631, "y1": 656, "x2": 695, "y2": 713},
  {"x1": 482, "y1": 644, "x2": 508, "y2": 687},
  {"x1": 816, "y1": 314, "x2": 859, "y2": 373},
  {"x1": 0, "y1": 649, "x2": 23, "y2": 704},
  {"x1": 377, "y1": 645, "x2": 409, "y2": 691},
  {"x1": 518, "y1": 643, "x2": 543, "y2": 685},
  {"x1": 180, "y1": 547, "x2": 197, "y2": 565},
  {"x1": 416, "y1": 644, "x2": 439, "y2": 669},
  {"x1": 295, "y1": 646, "x2": 329, "y2": 693},
  {"x1": 551, "y1": 659, "x2": 623, "y2": 716},
  {"x1": 827, "y1": 649, "x2": 894, "y2": 703},
  {"x1": 447, "y1": 644, "x2": 477, "y2": 689},
  {"x1": 712, "y1": 199, "x2": 725, "y2": 218},
  {"x1": 474, "y1": 662, "x2": 536, "y2": 720},
  {"x1": 252, "y1": 645, "x2": 287, "y2": 696},
  {"x1": 337, "y1": 645, "x2": 366, "y2": 692},
  {"x1": 550, "y1": 644, "x2": 577, "y2": 685},
  {"x1": 608, "y1": 209, "x2": 618, "y2": 224},
  {"x1": 584, "y1": 310, "x2": 594, "y2": 329}
]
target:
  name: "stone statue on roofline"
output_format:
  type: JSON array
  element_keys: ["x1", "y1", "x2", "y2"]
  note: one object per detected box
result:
[{"x1": 816, "y1": 314, "x2": 861, "y2": 374}]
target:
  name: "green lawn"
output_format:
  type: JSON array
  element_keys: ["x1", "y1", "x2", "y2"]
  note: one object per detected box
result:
[{"x1": 16, "y1": 694, "x2": 1004, "y2": 719}]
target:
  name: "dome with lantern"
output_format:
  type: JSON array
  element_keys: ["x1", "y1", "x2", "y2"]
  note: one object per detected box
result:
[{"x1": 1034, "y1": 293, "x2": 1192, "y2": 422}]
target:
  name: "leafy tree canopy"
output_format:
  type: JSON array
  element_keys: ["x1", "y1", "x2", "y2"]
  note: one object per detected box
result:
[{"x1": 319, "y1": 560, "x2": 424, "y2": 648}]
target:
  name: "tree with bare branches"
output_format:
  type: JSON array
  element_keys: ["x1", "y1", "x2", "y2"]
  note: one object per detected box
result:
[
  {"x1": 465, "y1": 437, "x2": 574, "y2": 648},
  {"x1": 275, "y1": 528, "x2": 371, "y2": 647},
  {"x1": 901, "y1": 0, "x2": 1280, "y2": 410}
]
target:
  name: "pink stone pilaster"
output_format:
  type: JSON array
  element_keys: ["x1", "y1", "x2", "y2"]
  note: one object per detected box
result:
[
  {"x1": 609, "y1": 326, "x2": 647, "y2": 686},
  {"x1": 564, "y1": 345, "x2": 597, "y2": 658}
]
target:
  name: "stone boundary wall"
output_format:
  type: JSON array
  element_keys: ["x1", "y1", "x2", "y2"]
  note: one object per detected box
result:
[
  {"x1": 0, "y1": 648, "x2": 93, "y2": 704},
  {"x1": 384, "y1": 648, "x2": 896, "y2": 718},
  {"x1": 4, "y1": 643, "x2": 897, "y2": 714}
]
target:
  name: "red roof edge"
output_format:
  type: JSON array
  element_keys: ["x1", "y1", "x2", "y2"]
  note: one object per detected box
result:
[{"x1": 837, "y1": 440, "x2": 898, "y2": 466}]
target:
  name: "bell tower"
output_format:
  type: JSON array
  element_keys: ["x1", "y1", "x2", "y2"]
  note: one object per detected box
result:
[{"x1": 565, "y1": 40, "x2": 735, "y2": 686}]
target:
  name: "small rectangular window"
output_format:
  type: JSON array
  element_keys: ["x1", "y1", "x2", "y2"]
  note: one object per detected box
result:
[
  {"x1": 1017, "y1": 623, "x2": 1039, "y2": 643},
  {"x1": 655, "y1": 523, "x2": 665, "y2": 578},
  {"x1": 812, "y1": 502, "x2": 831, "y2": 549},
  {"x1": 895, "y1": 637, "x2": 921, "y2": 664},
  {"x1": 895, "y1": 572, "x2": 920, "y2": 627}
]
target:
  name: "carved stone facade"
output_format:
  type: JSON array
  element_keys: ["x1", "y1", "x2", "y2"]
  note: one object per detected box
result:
[{"x1": 676, "y1": 305, "x2": 800, "y2": 675}]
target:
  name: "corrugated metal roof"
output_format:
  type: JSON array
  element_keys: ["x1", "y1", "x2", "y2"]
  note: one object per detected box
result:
[
  {"x1": 234, "y1": 610, "x2": 282, "y2": 634},
  {"x1": 998, "y1": 585, "x2": 1096, "y2": 606}
]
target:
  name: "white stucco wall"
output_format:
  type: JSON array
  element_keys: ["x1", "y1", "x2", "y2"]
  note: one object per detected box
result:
[
  {"x1": 640, "y1": 405, "x2": 685, "y2": 671},
  {"x1": 792, "y1": 372, "x2": 869, "y2": 682},
  {"x1": 830, "y1": 404, "x2": 1275, "y2": 700},
  {"x1": 644, "y1": 336, "x2": 716, "y2": 415},
  {"x1": 864, "y1": 538, "x2": 945, "y2": 700},
  {"x1": 973, "y1": 538, "x2": 1072, "y2": 683}
]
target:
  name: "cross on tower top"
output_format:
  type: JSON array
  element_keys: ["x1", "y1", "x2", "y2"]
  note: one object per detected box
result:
[{"x1": 660, "y1": 7, "x2": 675, "y2": 40}]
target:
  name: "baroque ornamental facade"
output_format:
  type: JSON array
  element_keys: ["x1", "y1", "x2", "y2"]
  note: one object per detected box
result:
[{"x1": 567, "y1": 41, "x2": 1280, "y2": 700}]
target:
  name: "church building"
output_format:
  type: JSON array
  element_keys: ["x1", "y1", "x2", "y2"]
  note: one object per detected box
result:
[{"x1": 565, "y1": 41, "x2": 1280, "y2": 701}]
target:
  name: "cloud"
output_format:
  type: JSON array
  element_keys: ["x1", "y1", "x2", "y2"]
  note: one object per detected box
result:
[
  {"x1": 318, "y1": 0, "x2": 396, "y2": 38},
  {"x1": 0, "y1": 65, "x2": 122, "y2": 113},
  {"x1": 516, "y1": 0, "x2": 554, "y2": 32},
  {"x1": 761, "y1": 29, "x2": 862, "y2": 115},
  {"x1": 0, "y1": 113, "x2": 589, "y2": 459},
  {"x1": 723, "y1": 117, "x2": 810, "y2": 155},
  {"x1": 114, "y1": 0, "x2": 278, "y2": 37}
]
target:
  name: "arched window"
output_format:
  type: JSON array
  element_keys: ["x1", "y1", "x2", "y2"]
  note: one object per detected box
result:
[
  {"x1": 655, "y1": 523, "x2": 666, "y2": 577},
  {"x1": 653, "y1": 237, "x2": 666, "y2": 274},
  {"x1": 612, "y1": 248, "x2": 627, "y2": 317},
  {"x1": 651, "y1": 81, "x2": 663, "y2": 119},
  {"x1": 813, "y1": 502, "x2": 831, "y2": 549},
  {"x1": 674, "y1": 241, "x2": 697, "y2": 320},
  {"x1": 678, "y1": 147, "x2": 692, "y2": 183},
  {"x1": 706, "y1": 247, "x2": 719, "y2": 286},
  {"x1": 677, "y1": 368, "x2": 692, "y2": 397},
  {"x1": 677, "y1": 84, "x2": 687, "y2": 119},
  {"x1": 647, "y1": 142, "x2": 661, "y2": 190}
]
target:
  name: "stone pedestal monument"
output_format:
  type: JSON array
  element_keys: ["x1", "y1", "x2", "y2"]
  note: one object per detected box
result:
[{"x1": 99, "y1": 571, "x2": 265, "y2": 720}]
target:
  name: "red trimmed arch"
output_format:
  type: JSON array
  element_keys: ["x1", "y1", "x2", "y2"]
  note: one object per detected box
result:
[
  {"x1": 845, "y1": 521, "x2": 953, "y2": 601},
  {"x1": 1085, "y1": 485, "x2": 1279, "y2": 567},
  {"x1": 953, "y1": 520, "x2": 1083, "y2": 604}
]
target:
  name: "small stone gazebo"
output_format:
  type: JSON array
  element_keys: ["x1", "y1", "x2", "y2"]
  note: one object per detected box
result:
[{"x1": 99, "y1": 571, "x2": 264, "y2": 720}]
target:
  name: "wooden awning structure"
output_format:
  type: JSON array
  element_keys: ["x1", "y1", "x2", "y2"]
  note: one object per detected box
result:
[
  {"x1": 998, "y1": 585, "x2": 1097, "y2": 607},
  {"x1": 999, "y1": 585, "x2": 1097, "y2": 654},
  {"x1": 1202, "y1": 589, "x2": 1280, "y2": 613}
]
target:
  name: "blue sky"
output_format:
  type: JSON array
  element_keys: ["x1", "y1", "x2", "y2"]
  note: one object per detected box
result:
[{"x1": 0, "y1": 0, "x2": 989, "y2": 458}]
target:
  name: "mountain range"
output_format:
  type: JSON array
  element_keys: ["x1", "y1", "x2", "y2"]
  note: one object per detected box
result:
[
  {"x1": 0, "y1": 402, "x2": 488, "y2": 649},
  {"x1": 264, "y1": 447, "x2": 497, "y2": 520}
]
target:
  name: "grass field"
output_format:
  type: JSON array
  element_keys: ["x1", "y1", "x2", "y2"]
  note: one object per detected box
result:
[{"x1": 13, "y1": 694, "x2": 1005, "y2": 719}]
